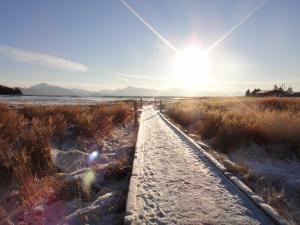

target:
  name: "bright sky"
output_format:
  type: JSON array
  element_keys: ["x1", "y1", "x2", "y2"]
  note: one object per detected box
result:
[{"x1": 0, "y1": 0, "x2": 299, "y2": 92}]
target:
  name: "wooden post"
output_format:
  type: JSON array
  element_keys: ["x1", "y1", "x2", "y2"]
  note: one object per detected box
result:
[
  {"x1": 159, "y1": 99, "x2": 162, "y2": 112},
  {"x1": 140, "y1": 98, "x2": 143, "y2": 107},
  {"x1": 154, "y1": 97, "x2": 156, "y2": 106},
  {"x1": 134, "y1": 101, "x2": 138, "y2": 127}
]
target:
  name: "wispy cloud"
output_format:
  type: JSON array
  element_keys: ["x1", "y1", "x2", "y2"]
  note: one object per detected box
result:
[
  {"x1": 118, "y1": 76, "x2": 130, "y2": 82},
  {"x1": 117, "y1": 73, "x2": 168, "y2": 81},
  {"x1": 0, "y1": 44, "x2": 89, "y2": 72}
]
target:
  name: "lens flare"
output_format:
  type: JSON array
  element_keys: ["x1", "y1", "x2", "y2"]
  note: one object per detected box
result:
[
  {"x1": 83, "y1": 169, "x2": 96, "y2": 189},
  {"x1": 88, "y1": 151, "x2": 99, "y2": 162}
]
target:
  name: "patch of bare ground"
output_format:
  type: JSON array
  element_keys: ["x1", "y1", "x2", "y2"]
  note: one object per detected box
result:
[
  {"x1": 0, "y1": 102, "x2": 137, "y2": 225},
  {"x1": 165, "y1": 97, "x2": 300, "y2": 224}
]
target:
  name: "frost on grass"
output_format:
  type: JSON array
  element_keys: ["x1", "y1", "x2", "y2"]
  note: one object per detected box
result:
[
  {"x1": 0, "y1": 103, "x2": 137, "y2": 225},
  {"x1": 229, "y1": 143, "x2": 300, "y2": 223}
]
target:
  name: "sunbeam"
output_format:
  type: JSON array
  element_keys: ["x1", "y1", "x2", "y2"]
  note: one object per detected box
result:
[
  {"x1": 206, "y1": 0, "x2": 268, "y2": 53},
  {"x1": 120, "y1": 0, "x2": 178, "y2": 53},
  {"x1": 120, "y1": 0, "x2": 268, "y2": 91}
]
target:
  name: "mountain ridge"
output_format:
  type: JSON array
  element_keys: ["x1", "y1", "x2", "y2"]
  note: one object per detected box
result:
[{"x1": 21, "y1": 83, "x2": 243, "y2": 97}]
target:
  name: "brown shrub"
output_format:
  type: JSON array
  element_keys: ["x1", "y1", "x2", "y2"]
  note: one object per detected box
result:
[
  {"x1": 20, "y1": 118, "x2": 55, "y2": 176},
  {"x1": 19, "y1": 175, "x2": 62, "y2": 207},
  {"x1": 50, "y1": 114, "x2": 67, "y2": 142},
  {"x1": 71, "y1": 103, "x2": 132, "y2": 138},
  {"x1": 110, "y1": 102, "x2": 132, "y2": 125},
  {"x1": 19, "y1": 105, "x2": 45, "y2": 121},
  {"x1": 0, "y1": 107, "x2": 25, "y2": 180},
  {"x1": 166, "y1": 102, "x2": 198, "y2": 127},
  {"x1": 255, "y1": 110, "x2": 300, "y2": 144},
  {"x1": 258, "y1": 97, "x2": 300, "y2": 111},
  {"x1": 259, "y1": 98, "x2": 288, "y2": 111},
  {"x1": 11, "y1": 150, "x2": 32, "y2": 183},
  {"x1": 91, "y1": 105, "x2": 113, "y2": 135},
  {"x1": 193, "y1": 112, "x2": 222, "y2": 139},
  {"x1": 72, "y1": 112, "x2": 95, "y2": 138},
  {"x1": 0, "y1": 109, "x2": 23, "y2": 142}
]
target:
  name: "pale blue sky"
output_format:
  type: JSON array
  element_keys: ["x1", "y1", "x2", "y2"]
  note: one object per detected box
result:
[{"x1": 0, "y1": 0, "x2": 299, "y2": 91}]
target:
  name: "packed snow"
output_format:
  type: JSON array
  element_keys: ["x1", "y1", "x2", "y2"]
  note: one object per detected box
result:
[{"x1": 131, "y1": 106, "x2": 274, "y2": 224}]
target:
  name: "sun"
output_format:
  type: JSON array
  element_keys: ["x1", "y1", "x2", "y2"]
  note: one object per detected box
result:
[{"x1": 175, "y1": 45, "x2": 212, "y2": 89}]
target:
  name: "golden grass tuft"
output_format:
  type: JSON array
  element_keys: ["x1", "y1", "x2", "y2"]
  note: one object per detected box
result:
[
  {"x1": 19, "y1": 175, "x2": 63, "y2": 207},
  {"x1": 166, "y1": 97, "x2": 300, "y2": 156}
]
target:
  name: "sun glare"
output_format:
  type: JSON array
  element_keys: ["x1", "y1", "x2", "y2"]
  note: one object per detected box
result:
[{"x1": 175, "y1": 46, "x2": 212, "y2": 89}]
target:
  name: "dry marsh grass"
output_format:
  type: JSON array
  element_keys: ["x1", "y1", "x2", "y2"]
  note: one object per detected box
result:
[
  {"x1": 19, "y1": 175, "x2": 63, "y2": 207},
  {"x1": 0, "y1": 101, "x2": 134, "y2": 205},
  {"x1": 166, "y1": 97, "x2": 300, "y2": 156}
]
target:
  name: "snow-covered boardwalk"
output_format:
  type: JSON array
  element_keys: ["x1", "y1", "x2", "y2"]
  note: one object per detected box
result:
[{"x1": 128, "y1": 106, "x2": 274, "y2": 225}]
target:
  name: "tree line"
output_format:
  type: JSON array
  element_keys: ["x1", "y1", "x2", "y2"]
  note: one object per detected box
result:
[{"x1": 0, "y1": 84, "x2": 22, "y2": 95}]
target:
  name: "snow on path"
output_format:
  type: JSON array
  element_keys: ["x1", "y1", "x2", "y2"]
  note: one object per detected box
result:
[{"x1": 134, "y1": 106, "x2": 273, "y2": 225}]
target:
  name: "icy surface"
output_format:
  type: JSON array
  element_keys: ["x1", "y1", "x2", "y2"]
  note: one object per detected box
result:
[
  {"x1": 134, "y1": 106, "x2": 273, "y2": 225},
  {"x1": 0, "y1": 96, "x2": 133, "y2": 105}
]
